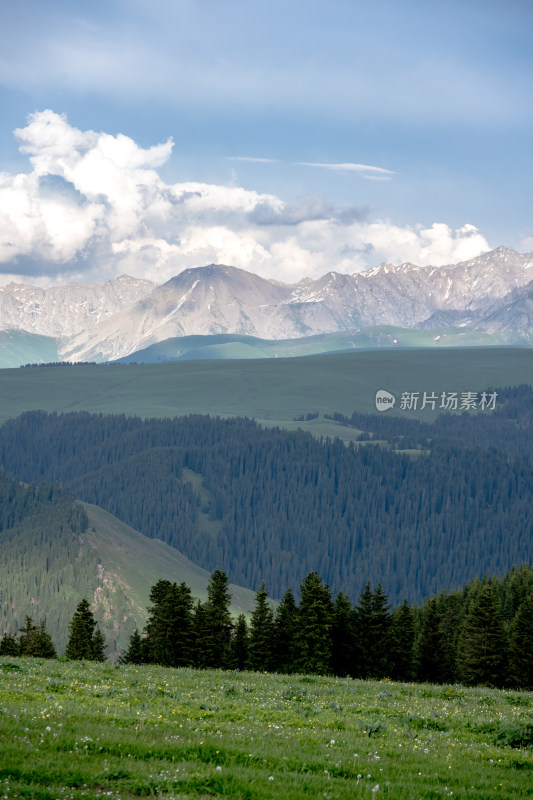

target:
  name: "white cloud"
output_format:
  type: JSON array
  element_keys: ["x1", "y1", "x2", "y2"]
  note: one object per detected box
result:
[
  {"x1": 299, "y1": 162, "x2": 395, "y2": 179},
  {"x1": 229, "y1": 157, "x2": 278, "y2": 164},
  {"x1": 0, "y1": 111, "x2": 491, "y2": 286}
]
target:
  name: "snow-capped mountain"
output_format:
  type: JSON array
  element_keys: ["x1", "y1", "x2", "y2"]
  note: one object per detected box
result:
[
  {"x1": 0, "y1": 275, "x2": 155, "y2": 338},
  {"x1": 1, "y1": 246, "x2": 532, "y2": 362}
]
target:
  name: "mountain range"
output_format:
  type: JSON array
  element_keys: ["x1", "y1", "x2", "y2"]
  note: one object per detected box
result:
[{"x1": 0, "y1": 246, "x2": 532, "y2": 365}]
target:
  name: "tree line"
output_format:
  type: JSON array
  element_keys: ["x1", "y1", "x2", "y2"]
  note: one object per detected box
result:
[
  {"x1": 0, "y1": 599, "x2": 105, "y2": 662},
  {"x1": 2, "y1": 565, "x2": 532, "y2": 689},
  {"x1": 119, "y1": 565, "x2": 533, "y2": 689}
]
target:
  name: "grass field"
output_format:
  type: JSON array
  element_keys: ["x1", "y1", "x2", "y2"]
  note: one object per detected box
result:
[
  {"x1": 1, "y1": 348, "x2": 532, "y2": 427},
  {"x1": 0, "y1": 658, "x2": 532, "y2": 799}
]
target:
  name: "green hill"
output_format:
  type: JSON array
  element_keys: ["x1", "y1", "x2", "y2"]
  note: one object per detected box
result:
[
  {"x1": 0, "y1": 329, "x2": 59, "y2": 368},
  {"x1": 0, "y1": 472, "x2": 257, "y2": 657},
  {"x1": 3, "y1": 347, "x2": 532, "y2": 427},
  {"x1": 117, "y1": 327, "x2": 513, "y2": 364}
]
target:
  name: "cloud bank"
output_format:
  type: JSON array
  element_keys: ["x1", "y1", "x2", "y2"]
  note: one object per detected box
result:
[{"x1": 0, "y1": 111, "x2": 490, "y2": 286}]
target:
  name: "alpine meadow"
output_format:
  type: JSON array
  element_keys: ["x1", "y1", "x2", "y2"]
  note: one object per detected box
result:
[{"x1": 2, "y1": 0, "x2": 533, "y2": 796}]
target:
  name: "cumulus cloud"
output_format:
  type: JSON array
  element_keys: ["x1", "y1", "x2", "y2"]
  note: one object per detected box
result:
[{"x1": 0, "y1": 111, "x2": 490, "y2": 286}]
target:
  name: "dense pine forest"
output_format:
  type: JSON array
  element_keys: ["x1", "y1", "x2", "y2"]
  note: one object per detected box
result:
[
  {"x1": 0, "y1": 394, "x2": 531, "y2": 602},
  {"x1": 0, "y1": 472, "x2": 94, "y2": 646}
]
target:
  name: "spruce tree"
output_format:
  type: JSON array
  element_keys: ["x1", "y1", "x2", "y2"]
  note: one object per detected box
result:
[
  {"x1": 121, "y1": 629, "x2": 145, "y2": 664},
  {"x1": 145, "y1": 580, "x2": 193, "y2": 667},
  {"x1": 296, "y1": 572, "x2": 333, "y2": 674},
  {"x1": 414, "y1": 598, "x2": 446, "y2": 684},
  {"x1": 28, "y1": 622, "x2": 56, "y2": 659},
  {"x1": 331, "y1": 591, "x2": 354, "y2": 677},
  {"x1": 92, "y1": 627, "x2": 106, "y2": 663},
  {"x1": 65, "y1": 599, "x2": 105, "y2": 661},
  {"x1": 390, "y1": 599, "x2": 415, "y2": 681},
  {"x1": 273, "y1": 588, "x2": 298, "y2": 674},
  {"x1": 353, "y1": 582, "x2": 374, "y2": 678},
  {"x1": 191, "y1": 571, "x2": 234, "y2": 669},
  {"x1": 229, "y1": 614, "x2": 249, "y2": 671},
  {"x1": 457, "y1": 585, "x2": 509, "y2": 688},
  {"x1": 438, "y1": 592, "x2": 462, "y2": 683},
  {"x1": 370, "y1": 584, "x2": 392, "y2": 678},
  {"x1": 0, "y1": 633, "x2": 20, "y2": 656},
  {"x1": 18, "y1": 616, "x2": 37, "y2": 656},
  {"x1": 509, "y1": 593, "x2": 533, "y2": 689},
  {"x1": 248, "y1": 581, "x2": 275, "y2": 672}
]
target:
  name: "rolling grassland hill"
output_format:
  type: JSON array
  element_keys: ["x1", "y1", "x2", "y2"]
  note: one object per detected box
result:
[
  {"x1": 0, "y1": 471, "x2": 256, "y2": 656},
  {"x1": 0, "y1": 348, "x2": 532, "y2": 427}
]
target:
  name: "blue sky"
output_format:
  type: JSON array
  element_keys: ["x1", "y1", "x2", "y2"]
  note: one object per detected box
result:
[{"x1": 0, "y1": 0, "x2": 532, "y2": 285}]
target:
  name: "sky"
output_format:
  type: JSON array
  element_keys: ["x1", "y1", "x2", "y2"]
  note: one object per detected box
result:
[{"x1": 0, "y1": 0, "x2": 532, "y2": 287}]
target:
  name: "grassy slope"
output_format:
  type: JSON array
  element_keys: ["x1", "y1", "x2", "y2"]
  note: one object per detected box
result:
[
  {"x1": 117, "y1": 327, "x2": 515, "y2": 364},
  {"x1": 0, "y1": 657, "x2": 532, "y2": 799},
  {"x1": 0, "y1": 329, "x2": 59, "y2": 368},
  {"x1": 84, "y1": 501, "x2": 258, "y2": 631},
  {"x1": 0, "y1": 500, "x2": 258, "y2": 658},
  {"x1": 1, "y1": 349, "x2": 532, "y2": 428}
]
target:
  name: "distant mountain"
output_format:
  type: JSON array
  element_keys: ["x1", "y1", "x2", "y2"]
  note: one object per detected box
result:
[
  {"x1": 0, "y1": 274, "x2": 155, "y2": 338},
  {"x1": 0, "y1": 246, "x2": 532, "y2": 365}
]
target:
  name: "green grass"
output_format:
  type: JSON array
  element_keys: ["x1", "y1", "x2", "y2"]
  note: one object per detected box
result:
[
  {"x1": 117, "y1": 327, "x2": 517, "y2": 364},
  {"x1": 0, "y1": 658, "x2": 532, "y2": 799},
  {"x1": 1, "y1": 348, "x2": 532, "y2": 427}
]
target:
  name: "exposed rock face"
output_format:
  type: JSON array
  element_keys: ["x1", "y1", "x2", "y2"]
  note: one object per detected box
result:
[
  {"x1": 1, "y1": 247, "x2": 532, "y2": 362},
  {"x1": 0, "y1": 275, "x2": 155, "y2": 338}
]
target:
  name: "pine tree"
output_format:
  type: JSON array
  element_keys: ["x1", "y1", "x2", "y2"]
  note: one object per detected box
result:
[
  {"x1": 145, "y1": 580, "x2": 193, "y2": 667},
  {"x1": 192, "y1": 601, "x2": 211, "y2": 668},
  {"x1": 414, "y1": 598, "x2": 446, "y2": 684},
  {"x1": 296, "y1": 572, "x2": 333, "y2": 674},
  {"x1": 18, "y1": 616, "x2": 37, "y2": 656},
  {"x1": 229, "y1": 614, "x2": 249, "y2": 670},
  {"x1": 457, "y1": 585, "x2": 509, "y2": 688},
  {"x1": 273, "y1": 588, "x2": 298, "y2": 674},
  {"x1": 29, "y1": 622, "x2": 56, "y2": 658},
  {"x1": 248, "y1": 581, "x2": 275, "y2": 672},
  {"x1": 121, "y1": 629, "x2": 145, "y2": 664},
  {"x1": 0, "y1": 633, "x2": 20, "y2": 656},
  {"x1": 92, "y1": 627, "x2": 106, "y2": 662},
  {"x1": 353, "y1": 582, "x2": 373, "y2": 678},
  {"x1": 201, "y1": 570, "x2": 234, "y2": 669},
  {"x1": 331, "y1": 591, "x2": 354, "y2": 677},
  {"x1": 65, "y1": 599, "x2": 105, "y2": 661},
  {"x1": 438, "y1": 592, "x2": 462, "y2": 683},
  {"x1": 390, "y1": 599, "x2": 415, "y2": 681},
  {"x1": 509, "y1": 592, "x2": 533, "y2": 689},
  {"x1": 370, "y1": 584, "x2": 392, "y2": 678}
]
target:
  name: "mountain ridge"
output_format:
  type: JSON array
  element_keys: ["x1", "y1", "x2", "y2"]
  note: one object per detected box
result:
[{"x1": 1, "y1": 246, "x2": 532, "y2": 364}]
